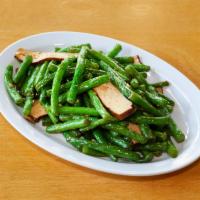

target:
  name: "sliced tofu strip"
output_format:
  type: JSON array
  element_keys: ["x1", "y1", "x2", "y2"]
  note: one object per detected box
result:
[
  {"x1": 26, "y1": 100, "x2": 47, "y2": 122},
  {"x1": 15, "y1": 48, "x2": 78, "y2": 63},
  {"x1": 93, "y1": 82, "x2": 135, "y2": 120},
  {"x1": 128, "y1": 123, "x2": 141, "y2": 144},
  {"x1": 133, "y1": 55, "x2": 142, "y2": 64},
  {"x1": 155, "y1": 87, "x2": 163, "y2": 94}
]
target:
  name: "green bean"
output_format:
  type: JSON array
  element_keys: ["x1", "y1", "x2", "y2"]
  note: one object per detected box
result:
[
  {"x1": 166, "y1": 138, "x2": 178, "y2": 158},
  {"x1": 158, "y1": 93, "x2": 175, "y2": 106},
  {"x1": 46, "y1": 119, "x2": 90, "y2": 133},
  {"x1": 166, "y1": 105, "x2": 173, "y2": 113},
  {"x1": 103, "y1": 123, "x2": 147, "y2": 144},
  {"x1": 139, "y1": 123, "x2": 154, "y2": 140},
  {"x1": 34, "y1": 61, "x2": 48, "y2": 86},
  {"x1": 101, "y1": 63, "x2": 162, "y2": 116},
  {"x1": 74, "y1": 98, "x2": 82, "y2": 107},
  {"x1": 47, "y1": 62, "x2": 58, "y2": 73},
  {"x1": 83, "y1": 93, "x2": 93, "y2": 108},
  {"x1": 58, "y1": 106, "x2": 100, "y2": 116},
  {"x1": 67, "y1": 46, "x2": 88, "y2": 104},
  {"x1": 42, "y1": 116, "x2": 53, "y2": 126},
  {"x1": 152, "y1": 81, "x2": 169, "y2": 87},
  {"x1": 139, "y1": 84, "x2": 146, "y2": 91},
  {"x1": 46, "y1": 81, "x2": 72, "y2": 97},
  {"x1": 58, "y1": 75, "x2": 109, "y2": 104},
  {"x1": 20, "y1": 67, "x2": 34, "y2": 95},
  {"x1": 82, "y1": 145, "x2": 106, "y2": 157},
  {"x1": 89, "y1": 49, "x2": 129, "y2": 80},
  {"x1": 136, "y1": 142, "x2": 168, "y2": 152},
  {"x1": 78, "y1": 75, "x2": 109, "y2": 94},
  {"x1": 168, "y1": 118, "x2": 185, "y2": 142},
  {"x1": 80, "y1": 118, "x2": 110, "y2": 132},
  {"x1": 59, "y1": 114, "x2": 73, "y2": 121},
  {"x1": 39, "y1": 90, "x2": 58, "y2": 124},
  {"x1": 44, "y1": 61, "x2": 57, "y2": 75},
  {"x1": 145, "y1": 91, "x2": 170, "y2": 107},
  {"x1": 134, "y1": 115, "x2": 170, "y2": 126},
  {"x1": 154, "y1": 131, "x2": 168, "y2": 141},
  {"x1": 140, "y1": 72, "x2": 148, "y2": 79},
  {"x1": 85, "y1": 59, "x2": 99, "y2": 69},
  {"x1": 130, "y1": 78, "x2": 139, "y2": 89},
  {"x1": 153, "y1": 151, "x2": 162, "y2": 157},
  {"x1": 138, "y1": 151, "x2": 154, "y2": 163},
  {"x1": 66, "y1": 67, "x2": 106, "y2": 77},
  {"x1": 106, "y1": 131, "x2": 131, "y2": 149},
  {"x1": 23, "y1": 96, "x2": 33, "y2": 116},
  {"x1": 58, "y1": 47, "x2": 80, "y2": 53},
  {"x1": 88, "y1": 90, "x2": 112, "y2": 119},
  {"x1": 92, "y1": 129, "x2": 107, "y2": 143},
  {"x1": 65, "y1": 135, "x2": 142, "y2": 162},
  {"x1": 59, "y1": 114, "x2": 98, "y2": 122},
  {"x1": 125, "y1": 64, "x2": 147, "y2": 84},
  {"x1": 63, "y1": 131, "x2": 82, "y2": 150},
  {"x1": 84, "y1": 72, "x2": 93, "y2": 80},
  {"x1": 13, "y1": 55, "x2": 32, "y2": 84},
  {"x1": 114, "y1": 56, "x2": 134, "y2": 64},
  {"x1": 58, "y1": 91, "x2": 69, "y2": 104},
  {"x1": 135, "y1": 89, "x2": 145, "y2": 96},
  {"x1": 24, "y1": 66, "x2": 40, "y2": 96},
  {"x1": 51, "y1": 58, "x2": 74, "y2": 115},
  {"x1": 107, "y1": 44, "x2": 122, "y2": 58},
  {"x1": 92, "y1": 129, "x2": 117, "y2": 161},
  {"x1": 35, "y1": 72, "x2": 56, "y2": 91},
  {"x1": 58, "y1": 43, "x2": 91, "y2": 52},
  {"x1": 128, "y1": 64, "x2": 150, "y2": 72},
  {"x1": 4, "y1": 65, "x2": 24, "y2": 105}
]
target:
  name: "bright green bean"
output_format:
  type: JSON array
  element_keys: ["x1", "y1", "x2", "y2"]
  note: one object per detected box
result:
[
  {"x1": 46, "y1": 119, "x2": 90, "y2": 133},
  {"x1": 67, "y1": 46, "x2": 88, "y2": 104},
  {"x1": 4, "y1": 65, "x2": 24, "y2": 105},
  {"x1": 139, "y1": 123, "x2": 154, "y2": 140},
  {"x1": 58, "y1": 106, "x2": 100, "y2": 116},
  {"x1": 114, "y1": 56, "x2": 133, "y2": 64},
  {"x1": 51, "y1": 58, "x2": 74, "y2": 115},
  {"x1": 13, "y1": 55, "x2": 32, "y2": 84},
  {"x1": 23, "y1": 96, "x2": 33, "y2": 116},
  {"x1": 34, "y1": 61, "x2": 49, "y2": 86},
  {"x1": 168, "y1": 118, "x2": 185, "y2": 143},
  {"x1": 103, "y1": 123, "x2": 147, "y2": 144},
  {"x1": 89, "y1": 49, "x2": 129, "y2": 80},
  {"x1": 107, "y1": 44, "x2": 122, "y2": 58},
  {"x1": 24, "y1": 66, "x2": 40, "y2": 96},
  {"x1": 88, "y1": 90, "x2": 112, "y2": 119}
]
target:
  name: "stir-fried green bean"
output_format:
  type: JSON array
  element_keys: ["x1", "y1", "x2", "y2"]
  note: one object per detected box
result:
[{"x1": 4, "y1": 42, "x2": 185, "y2": 163}]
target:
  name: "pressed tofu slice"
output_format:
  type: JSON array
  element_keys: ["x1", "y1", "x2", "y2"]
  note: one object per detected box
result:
[
  {"x1": 155, "y1": 87, "x2": 163, "y2": 94},
  {"x1": 15, "y1": 48, "x2": 78, "y2": 63},
  {"x1": 128, "y1": 123, "x2": 141, "y2": 144},
  {"x1": 26, "y1": 100, "x2": 47, "y2": 122},
  {"x1": 93, "y1": 82, "x2": 135, "y2": 120}
]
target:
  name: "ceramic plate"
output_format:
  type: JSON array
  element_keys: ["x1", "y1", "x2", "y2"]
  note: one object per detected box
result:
[{"x1": 0, "y1": 32, "x2": 200, "y2": 176}]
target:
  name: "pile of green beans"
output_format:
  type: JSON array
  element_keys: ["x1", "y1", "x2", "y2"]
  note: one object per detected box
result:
[{"x1": 4, "y1": 43, "x2": 185, "y2": 163}]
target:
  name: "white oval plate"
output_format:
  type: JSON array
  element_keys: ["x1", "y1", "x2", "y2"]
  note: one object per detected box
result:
[{"x1": 0, "y1": 32, "x2": 200, "y2": 176}]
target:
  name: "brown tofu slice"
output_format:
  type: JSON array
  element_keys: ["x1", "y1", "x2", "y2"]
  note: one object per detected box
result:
[
  {"x1": 156, "y1": 87, "x2": 163, "y2": 94},
  {"x1": 133, "y1": 55, "x2": 142, "y2": 64},
  {"x1": 15, "y1": 48, "x2": 78, "y2": 63},
  {"x1": 128, "y1": 123, "x2": 141, "y2": 144},
  {"x1": 93, "y1": 82, "x2": 135, "y2": 120},
  {"x1": 26, "y1": 100, "x2": 47, "y2": 122}
]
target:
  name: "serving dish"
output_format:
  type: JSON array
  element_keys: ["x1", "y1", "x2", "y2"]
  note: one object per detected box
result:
[{"x1": 0, "y1": 31, "x2": 200, "y2": 176}]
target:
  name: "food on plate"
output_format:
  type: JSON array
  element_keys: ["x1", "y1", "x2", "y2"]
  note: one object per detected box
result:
[{"x1": 4, "y1": 43, "x2": 184, "y2": 162}]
